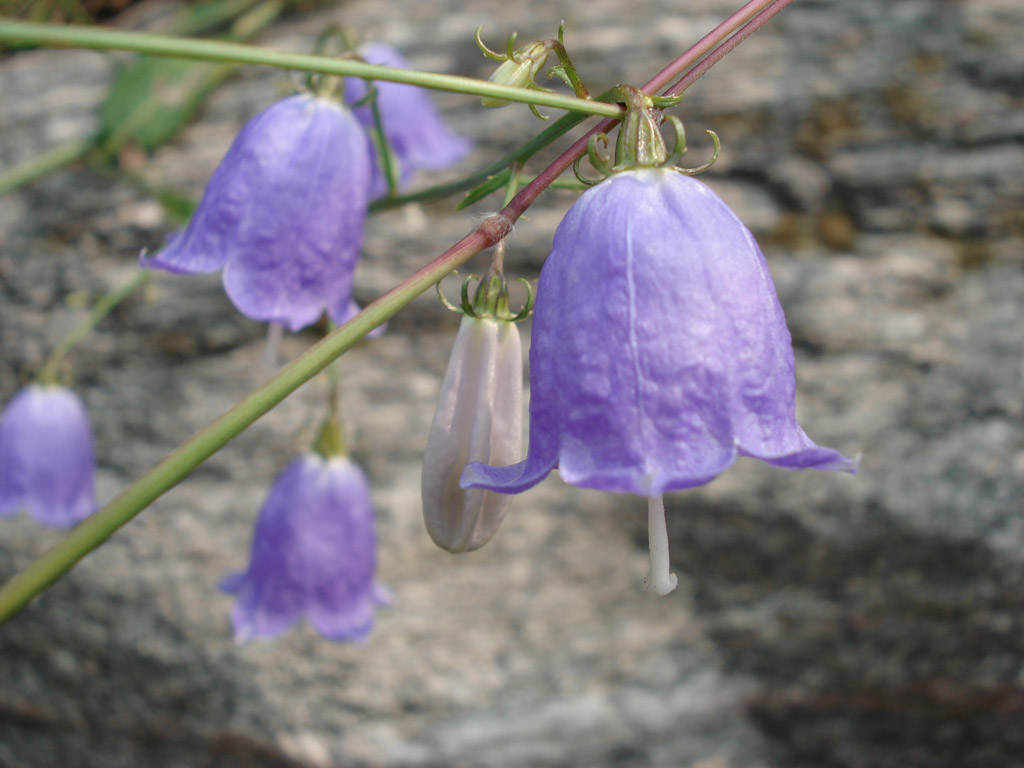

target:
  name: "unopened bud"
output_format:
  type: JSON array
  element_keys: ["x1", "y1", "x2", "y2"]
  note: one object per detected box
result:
[
  {"x1": 421, "y1": 315, "x2": 522, "y2": 553},
  {"x1": 481, "y1": 41, "x2": 550, "y2": 108}
]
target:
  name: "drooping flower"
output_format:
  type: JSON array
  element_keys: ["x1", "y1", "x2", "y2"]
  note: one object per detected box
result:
[
  {"x1": 0, "y1": 385, "x2": 96, "y2": 528},
  {"x1": 220, "y1": 453, "x2": 387, "y2": 642},
  {"x1": 421, "y1": 313, "x2": 522, "y2": 553},
  {"x1": 462, "y1": 168, "x2": 857, "y2": 593},
  {"x1": 344, "y1": 42, "x2": 471, "y2": 197},
  {"x1": 141, "y1": 93, "x2": 372, "y2": 332}
]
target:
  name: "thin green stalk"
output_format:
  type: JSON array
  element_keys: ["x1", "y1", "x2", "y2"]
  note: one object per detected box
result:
[
  {"x1": 367, "y1": 88, "x2": 401, "y2": 196},
  {"x1": 39, "y1": 271, "x2": 152, "y2": 385},
  {"x1": 0, "y1": 136, "x2": 92, "y2": 195},
  {"x1": 0, "y1": 20, "x2": 623, "y2": 118}
]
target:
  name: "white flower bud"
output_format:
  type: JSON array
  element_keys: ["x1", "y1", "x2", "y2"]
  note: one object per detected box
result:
[{"x1": 422, "y1": 314, "x2": 522, "y2": 553}]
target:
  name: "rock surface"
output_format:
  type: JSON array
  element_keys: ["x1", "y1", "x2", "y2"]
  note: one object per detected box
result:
[{"x1": 1, "y1": 0, "x2": 1022, "y2": 766}]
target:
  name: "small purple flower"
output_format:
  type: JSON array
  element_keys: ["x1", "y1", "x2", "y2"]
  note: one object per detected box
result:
[
  {"x1": 462, "y1": 168, "x2": 857, "y2": 592},
  {"x1": 220, "y1": 453, "x2": 387, "y2": 643},
  {"x1": 345, "y1": 43, "x2": 472, "y2": 197},
  {"x1": 141, "y1": 94, "x2": 372, "y2": 332},
  {"x1": 0, "y1": 385, "x2": 96, "y2": 528}
]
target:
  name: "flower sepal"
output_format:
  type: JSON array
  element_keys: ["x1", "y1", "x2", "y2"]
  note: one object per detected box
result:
[
  {"x1": 313, "y1": 414, "x2": 347, "y2": 459},
  {"x1": 477, "y1": 29, "x2": 552, "y2": 109},
  {"x1": 438, "y1": 263, "x2": 534, "y2": 324},
  {"x1": 573, "y1": 88, "x2": 720, "y2": 186}
]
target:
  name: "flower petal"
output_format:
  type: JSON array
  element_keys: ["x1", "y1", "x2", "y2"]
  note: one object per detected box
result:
[
  {"x1": 0, "y1": 385, "x2": 96, "y2": 528},
  {"x1": 423, "y1": 315, "x2": 522, "y2": 552},
  {"x1": 219, "y1": 97, "x2": 371, "y2": 331},
  {"x1": 220, "y1": 456, "x2": 318, "y2": 640}
]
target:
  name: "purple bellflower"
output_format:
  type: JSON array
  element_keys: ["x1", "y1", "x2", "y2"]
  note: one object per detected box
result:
[
  {"x1": 344, "y1": 42, "x2": 471, "y2": 198},
  {"x1": 141, "y1": 93, "x2": 372, "y2": 332},
  {"x1": 462, "y1": 168, "x2": 857, "y2": 593},
  {"x1": 220, "y1": 453, "x2": 388, "y2": 642},
  {"x1": 0, "y1": 385, "x2": 96, "y2": 528}
]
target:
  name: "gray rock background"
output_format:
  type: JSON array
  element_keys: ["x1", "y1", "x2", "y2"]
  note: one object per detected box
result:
[{"x1": 1, "y1": 0, "x2": 1023, "y2": 766}]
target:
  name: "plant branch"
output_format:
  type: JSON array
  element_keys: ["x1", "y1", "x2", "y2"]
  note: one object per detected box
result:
[{"x1": 0, "y1": 0, "x2": 798, "y2": 625}]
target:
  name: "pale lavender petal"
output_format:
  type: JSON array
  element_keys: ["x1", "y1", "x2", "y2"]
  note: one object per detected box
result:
[
  {"x1": 345, "y1": 42, "x2": 471, "y2": 196},
  {"x1": 144, "y1": 94, "x2": 372, "y2": 332},
  {"x1": 219, "y1": 456, "x2": 318, "y2": 640},
  {"x1": 0, "y1": 385, "x2": 96, "y2": 528},
  {"x1": 458, "y1": 312, "x2": 558, "y2": 496},
  {"x1": 303, "y1": 458, "x2": 378, "y2": 642}
]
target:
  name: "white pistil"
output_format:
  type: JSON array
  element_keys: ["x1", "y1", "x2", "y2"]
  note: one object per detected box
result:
[{"x1": 643, "y1": 494, "x2": 677, "y2": 596}]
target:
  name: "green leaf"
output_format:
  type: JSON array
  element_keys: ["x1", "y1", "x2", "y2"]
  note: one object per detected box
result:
[{"x1": 97, "y1": 56, "x2": 234, "y2": 152}]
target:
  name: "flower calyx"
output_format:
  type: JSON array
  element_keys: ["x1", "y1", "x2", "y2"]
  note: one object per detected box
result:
[
  {"x1": 573, "y1": 86, "x2": 721, "y2": 185},
  {"x1": 436, "y1": 243, "x2": 533, "y2": 323},
  {"x1": 313, "y1": 413, "x2": 348, "y2": 459},
  {"x1": 476, "y1": 21, "x2": 589, "y2": 120},
  {"x1": 303, "y1": 24, "x2": 362, "y2": 100}
]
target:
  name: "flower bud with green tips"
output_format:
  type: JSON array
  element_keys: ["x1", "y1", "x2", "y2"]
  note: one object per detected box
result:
[
  {"x1": 476, "y1": 26, "x2": 552, "y2": 109},
  {"x1": 421, "y1": 244, "x2": 531, "y2": 553},
  {"x1": 481, "y1": 42, "x2": 550, "y2": 107}
]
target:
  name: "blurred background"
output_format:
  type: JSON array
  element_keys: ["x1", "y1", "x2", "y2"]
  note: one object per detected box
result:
[{"x1": 1, "y1": 0, "x2": 1022, "y2": 766}]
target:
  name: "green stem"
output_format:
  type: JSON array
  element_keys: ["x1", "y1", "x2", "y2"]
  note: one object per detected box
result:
[
  {"x1": 0, "y1": 136, "x2": 93, "y2": 195},
  {"x1": 38, "y1": 270, "x2": 152, "y2": 385},
  {"x1": 546, "y1": 40, "x2": 590, "y2": 100},
  {"x1": 315, "y1": 325, "x2": 347, "y2": 459},
  {"x1": 367, "y1": 87, "x2": 401, "y2": 197},
  {"x1": 0, "y1": 20, "x2": 623, "y2": 118},
  {"x1": 323, "y1": 320, "x2": 341, "y2": 420}
]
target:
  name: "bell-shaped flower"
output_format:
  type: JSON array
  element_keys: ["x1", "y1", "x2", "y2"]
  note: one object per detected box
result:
[
  {"x1": 141, "y1": 93, "x2": 372, "y2": 332},
  {"x1": 422, "y1": 313, "x2": 522, "y2": 553},
  {"x1": 462, "y1": 168, "x2": 857, "y2": 593},
  {"x1": 220, "y1": 453, "x2": 388, "y2": 642},
  {"x1": 0, "y1": 385, "x2": 96, "y2": 528},
  {"x1": 344, "y1": 42, "x2": 471, "y2": 198}
]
